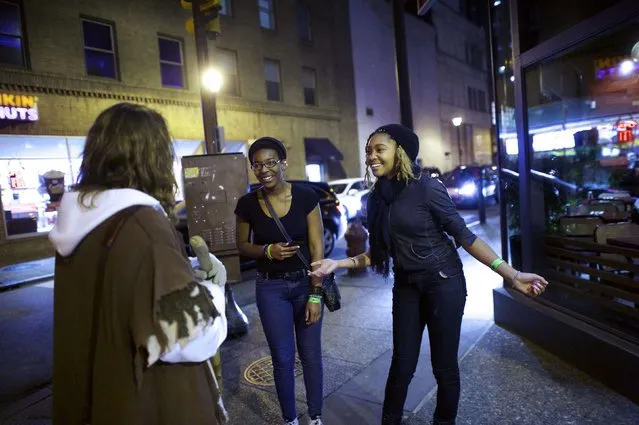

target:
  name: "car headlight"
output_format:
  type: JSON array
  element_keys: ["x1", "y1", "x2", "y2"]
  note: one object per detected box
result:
[{"x1": 459, "y1": 183, "x2": 477, "y2": 196}]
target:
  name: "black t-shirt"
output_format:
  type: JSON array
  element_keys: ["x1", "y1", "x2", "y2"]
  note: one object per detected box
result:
[{"x1": 234, "y1": 183, "x2": 320, "y2": 273}]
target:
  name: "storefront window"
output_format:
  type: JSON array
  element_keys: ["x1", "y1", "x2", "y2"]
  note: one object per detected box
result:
[
  {"x1": 0, "y1": 136, "x2": 205, "y2": 237},
  {"x1": 491, "y1": 0, "x2": 521, "y2": 268},
  {"x1": 0, "y1": 136, "x2": 74, "y2": 236},
  {"x1": 523, "y1": 18, "x2": 639, "y2": 342}
]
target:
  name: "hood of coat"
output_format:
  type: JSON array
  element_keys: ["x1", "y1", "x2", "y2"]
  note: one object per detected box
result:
[{"x1": 49, "y1": 188, "x2": 163, "y2": 257}]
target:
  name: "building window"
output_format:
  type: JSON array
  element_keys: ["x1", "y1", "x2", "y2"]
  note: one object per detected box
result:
[
  {"x1": 0, "y1": 0, "x2": 27, "y2": 68},
  {"x1": 219, "y1": 0, "x2": 232, "y2": 16},
  {"x1": 460, "y1": 0, "x2": 481, "y2": 26},
  {"x1": 258, "y1": 0, "x2": 275, "y2": 30},
  {"x1": 465, "y1": 43, "x2": 484, "y2": 70},
  {"x1": 264, "y1": 59, "x2": 281, "y2": 101},
  {"x1": 217, "y1": 49, "x2": 239, "y2": 96},
  {"x1": 477, "y1": 90, "x2": 486, "y2": 112},
  {"x1": 297, "y1": 3, "x2": 312, "y2": 42},
  {"x1": 302, "y1": 67, "x2": 316, "y2": 105},
  {"x1": 158, "y1": 36, "x2": 185, "y2": 88},
  {"x1": 468, "y1": 87, "x2": 487, "y2": 112},
  {"x1": 82, "y1": 18, "x2": 117, "y2": 79}
]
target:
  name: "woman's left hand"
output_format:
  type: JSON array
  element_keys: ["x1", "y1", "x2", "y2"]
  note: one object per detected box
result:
[
  {"x1": 306, "y1": 301, "x2": 322, "y2": 325},
  {"x1": 512, "y1": 271, "x2": 549, "y2": 297}
]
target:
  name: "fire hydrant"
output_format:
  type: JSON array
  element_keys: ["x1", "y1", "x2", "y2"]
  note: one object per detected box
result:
[{"x1": 345, "y1": 218, "x2": 368, "y2": 276}]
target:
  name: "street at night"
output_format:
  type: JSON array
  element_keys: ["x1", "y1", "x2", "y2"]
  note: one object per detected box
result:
[{"x1": 2, "y1": 0, "x2": 639, "y2": 424}]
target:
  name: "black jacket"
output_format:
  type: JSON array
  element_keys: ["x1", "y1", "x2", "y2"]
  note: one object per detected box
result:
[{"x1": 370, "y1": 173, "x2": 477, "y2": 275}]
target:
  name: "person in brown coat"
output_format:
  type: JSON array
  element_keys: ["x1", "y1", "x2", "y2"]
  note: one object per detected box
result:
[{"x1": 49, "y1": 102, "x2": 228, "y2": 425}]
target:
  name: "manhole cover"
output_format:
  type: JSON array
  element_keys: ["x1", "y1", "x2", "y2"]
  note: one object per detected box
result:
[{"x1": 244, "y1": 355, "x2": 304, "y2": 386}]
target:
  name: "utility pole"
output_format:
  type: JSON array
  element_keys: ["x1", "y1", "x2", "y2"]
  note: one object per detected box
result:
[
  {"x1": 392, "y1": 0, "x2": 413, "y2": 130},
  {"x1": 192, "y1": 1, "x2": 221, "y2": 154},
  {"x1": 456, "y1": 125, "x2": 463, "y2": 165}
]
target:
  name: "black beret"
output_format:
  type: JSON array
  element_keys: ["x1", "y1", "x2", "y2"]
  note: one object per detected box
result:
[
  {"x1": 368, "y1": 124, "x2": 419, "y2": 161},
  {"x1": 248, "y1": 137, "x2": 287, "y2": 162}
]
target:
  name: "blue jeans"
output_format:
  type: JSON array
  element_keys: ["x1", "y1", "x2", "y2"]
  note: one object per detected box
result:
[
  {"x1": 382, "y1": 257, "x2": 467, "y2": 425},
  {"x1": 256, "y1": 275, "x2": 324, "y2": 422}
]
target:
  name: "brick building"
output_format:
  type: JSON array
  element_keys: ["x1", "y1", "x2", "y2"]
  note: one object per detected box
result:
[{"x1": 0, "y1": 0, "x2": 357, "y2": 266}]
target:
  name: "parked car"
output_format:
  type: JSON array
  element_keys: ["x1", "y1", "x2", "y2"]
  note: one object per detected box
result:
[
  {"x1": 329, "y1": 177, "x2": 370, "y2": 220},
  {"x1": 423, "y1": 166, "x2": 442, "y2": 178},
  {"x1": 355, "y1": 191, "x2": 370, "y2": 228},
  {"x1": 442, "y1": 165, "x2": 499, "y2": 207},
  {"x1": 174, "y1": 180, "x2": 346, "y2": 270}
]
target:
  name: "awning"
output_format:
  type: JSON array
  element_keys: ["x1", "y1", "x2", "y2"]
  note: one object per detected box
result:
[{"x1": 304, "y1": 137, "x2": 344, "y2": 162}]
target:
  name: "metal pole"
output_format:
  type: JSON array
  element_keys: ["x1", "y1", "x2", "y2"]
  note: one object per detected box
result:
[
  {"x1": 486, "y1": 0, "x2": 509, "y2": 262},
  {"x1": 192, "y1": 5, "x2": 220, "y2": 154},
  {"x1": 509, "y1": 0, "x2": 533, "y2": 272},
  {"x1": 457, "y1": 125, "x2": 463, "y2": 165},
  {"x1": 478, "y1": 168, "x2": 486, "y2": 224},
  {"x1": 392, "y1": 0, "x2": 413, "y2": 130}
]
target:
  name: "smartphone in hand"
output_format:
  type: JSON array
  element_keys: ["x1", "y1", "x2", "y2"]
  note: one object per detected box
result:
[{"x1": 287, "y1": 241, "x2": 304, "y2": 248}]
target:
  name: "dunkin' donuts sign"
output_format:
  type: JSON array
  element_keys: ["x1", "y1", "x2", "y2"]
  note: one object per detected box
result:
[{"x1": 0, "y1": 93, "x2": 39, "y2": 122}]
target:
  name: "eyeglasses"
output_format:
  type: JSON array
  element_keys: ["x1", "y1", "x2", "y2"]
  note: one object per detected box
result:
[{"x1": 251, "y1": 159, "x2": 281, "y2": 171}]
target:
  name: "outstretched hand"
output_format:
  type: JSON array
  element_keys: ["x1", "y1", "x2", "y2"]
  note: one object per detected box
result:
[
  {"x1": 308, "y1": 259, "x2": 338, "y2": 277},
  {"x1": 512, "y1": 271, "x2": 548, "y2": 297}
]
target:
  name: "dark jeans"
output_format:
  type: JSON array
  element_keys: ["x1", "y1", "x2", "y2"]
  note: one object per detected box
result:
[
  {"x1": 382, "y1": 259, "x2": 467, "y2": 425},
  {"x1": 256, "y1": 275, "x2": 324, "y2": 422}
]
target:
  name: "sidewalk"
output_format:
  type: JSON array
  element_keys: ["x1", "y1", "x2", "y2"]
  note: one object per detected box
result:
[
  {"x1": 0, "y1": 258, "x2": 54, "y2": 292},
  {"x1": 2, "y1": 218, "x2": 639, "y2": 424}
]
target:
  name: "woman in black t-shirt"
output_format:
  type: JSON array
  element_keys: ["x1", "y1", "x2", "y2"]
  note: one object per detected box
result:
[{"x1": 234, "y1": 137, "x2": 325, "y2": 425}]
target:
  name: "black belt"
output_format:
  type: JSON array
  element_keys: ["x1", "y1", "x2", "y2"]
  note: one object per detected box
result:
[{"x1": 257, "y1": 270, "x2": 307, "y2": 281}]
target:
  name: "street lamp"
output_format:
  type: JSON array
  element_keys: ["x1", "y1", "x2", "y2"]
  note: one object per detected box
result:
[
  {"x1": 202, "y1": 68, "x2": 224, "y2": 93},
  {"x1": 452, "y1": 116, "x2": 463, "y2": 165}
]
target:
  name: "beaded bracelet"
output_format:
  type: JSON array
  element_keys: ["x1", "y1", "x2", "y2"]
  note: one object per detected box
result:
[
  {"x1": 263, "y1": 244, "x2": 269, "y2": 259},
  {"x1": 309, "y1": 285, "x2": 323, "y2": 296}
]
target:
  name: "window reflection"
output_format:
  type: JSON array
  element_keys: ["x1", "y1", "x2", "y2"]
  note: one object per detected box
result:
[
  {"x1": 522, "y1": 18, "x2": 639, "y2": 342},
  {"x1": 491, "y1": 0, "x2": 522, "y2": 268}
]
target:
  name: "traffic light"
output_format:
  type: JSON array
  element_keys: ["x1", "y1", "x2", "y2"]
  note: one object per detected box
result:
[{"x1": 182, "y1": 0, "x2": 221, "y2": 38}]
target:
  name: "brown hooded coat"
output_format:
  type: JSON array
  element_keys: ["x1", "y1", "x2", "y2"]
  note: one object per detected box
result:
[{"x1": 52, "y1": 206, "x2": 225, "y2": 425}]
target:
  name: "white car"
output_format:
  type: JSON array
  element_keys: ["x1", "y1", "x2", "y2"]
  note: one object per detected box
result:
[{"x1": 329, "y1": 178, "x2": 370, "y2": 220}]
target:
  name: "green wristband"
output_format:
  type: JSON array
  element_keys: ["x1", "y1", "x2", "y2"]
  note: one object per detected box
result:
[
  {"x1": 490, "y1": 258, "x2": 505, "y2": 271},
  {"x1": 266, "y1": 244, "x2": 273, "y2": 260},
  {"x1": 308, "y1": 296, "x2": 322, "y2": 304}
]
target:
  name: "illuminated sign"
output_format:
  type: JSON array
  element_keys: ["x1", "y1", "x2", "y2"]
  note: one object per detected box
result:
[
  {"x1": 0, "y1": 93, "x2": 39, "y2": 122},
  {"x1": 615, "y1": 119, "x2": 637, "y2": 143},
  {"x1": 594, "y1": 56, "x2": 635, "y2": 79}
]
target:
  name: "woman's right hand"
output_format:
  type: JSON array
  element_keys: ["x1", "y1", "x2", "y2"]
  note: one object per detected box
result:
[
  {"x1": 309, "y1": 259, "x2": 338, "y2": 277},
  {"x1": 269, "y1": 242, "x2": 299, "y2": 261}
]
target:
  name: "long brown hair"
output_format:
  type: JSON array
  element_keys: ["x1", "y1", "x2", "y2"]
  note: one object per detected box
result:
[{"x1": 75, "y1": 102, "x2": 177, "y2": 214}]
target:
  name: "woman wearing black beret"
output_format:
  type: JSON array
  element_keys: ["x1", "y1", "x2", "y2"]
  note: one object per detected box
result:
[
  {"x1": 310, "y1": 124, "x2": 548, "y2": 425},
  {"x1": 235, "y1": 137, "x2": 325, "y2": 425}
]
